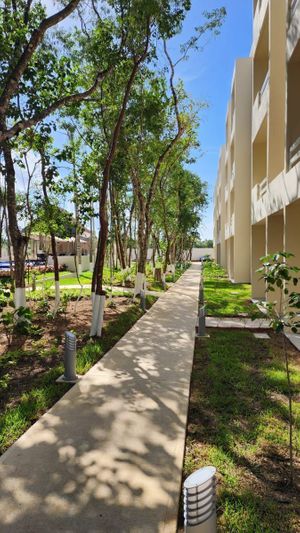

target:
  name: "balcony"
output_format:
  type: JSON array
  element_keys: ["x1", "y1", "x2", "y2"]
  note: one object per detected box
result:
[
  {"x1": 288, "y1": 0, "x2": 300, "y2": 60},
  {"x1": 251, "y1": 158, "x2": 300, "y2": 224},
  {"x1": 288, "y1": 0, "x2": 299, "y2": 26},
  {"x1": 230, "y1": 164, "x2": 235, "y2": 191},
  {"x1": 253, "y1": 0, "x2": 268, "y2": 53},
  {"x1": 252, "y1": 71, "x2": 269, "y2": 141},
  {"x1": 288, "y1": 136, "x2": 300, "y2": 170},
  {"x1": 225, "y1": 214, "x2": 235, "y2": 240},
  {"x1": 225, "y1": 184, "x2": 229, "y2": 202}
]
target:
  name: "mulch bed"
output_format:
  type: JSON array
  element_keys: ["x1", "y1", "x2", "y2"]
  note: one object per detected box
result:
[{"x1": 0, "y1": 296, "x2": 133, "y2": 414}]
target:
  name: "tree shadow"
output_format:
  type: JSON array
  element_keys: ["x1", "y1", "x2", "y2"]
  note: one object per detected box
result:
[{"x1": 0, "y1": 264, "x2": 200, "y2": 532}]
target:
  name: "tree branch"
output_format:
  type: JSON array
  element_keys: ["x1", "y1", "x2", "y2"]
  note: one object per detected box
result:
[
  {"x1": 0, "y1": 66, "x2": 112, "y2": 143},
  {"x1": 0, "y1": 0, "x2": 81, "y2": 115}
]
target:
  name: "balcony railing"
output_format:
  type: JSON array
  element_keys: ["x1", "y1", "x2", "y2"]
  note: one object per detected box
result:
[
  {"x1": 231, "y1": 214, "x2": 235, "y2": 234},
  {"x1": 259, "y1": 177, "x2": 268, "y2": 197},
  {"x1": 225, "y1": 185, "x2": 229, "y2": 202},
  {"x1": 258, "y1": 71, "x2": 270, "y2": 106},
  {"x1": 230, "y1": 166, "x2": 235, "y2": 190},
  {"x1": 289, "y1": 135, "x2": 300, "y2": 169},
  {"x1": 254, "y1": 0, "x2": 263, "y2": 18},
  {"x1": 225, "y1": 214, "x2": 235, "y2": 240},
  {"x1": 289, "y1": 0, "x2": 298, "y2": 25}
]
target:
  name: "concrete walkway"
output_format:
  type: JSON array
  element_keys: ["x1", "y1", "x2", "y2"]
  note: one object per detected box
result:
[{"x1": 0, "y1": 264, "x2": 200, "y2": 533}]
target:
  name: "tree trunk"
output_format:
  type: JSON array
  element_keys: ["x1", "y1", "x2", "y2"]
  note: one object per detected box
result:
[
  {"x1": 91, "y1": 29, "x2": 151, "y2": 335},
  {"x1": 1, "y1": 132, "x2": 27, "y2": 307},
  {"x1": 51, "y1": 232, "x2": 60, "y2": 309},
  {"x1": 40, "y1": 148, "x2": 61, "y2": 310},
  {"x1": 163, "y1": 239, "x2": 171, "y2": 274},
  {"x1": 89, "y1": 213, "x2": 94, "y2": 270},
  {"x1": 151, "y1": 245, "x2": 156, "y2": 268},
  {"x1": 0, "y1": 209, "x2": 5, "y2": 258}
]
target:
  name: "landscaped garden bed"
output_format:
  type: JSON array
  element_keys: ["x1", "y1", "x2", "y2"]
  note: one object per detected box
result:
[
  {"x1": 0, "y1": 293, "x2": 157, "y2": 455},
  {"x1": 22, "y1": 263, "x2": 186, "y2": 292},
  {"x1": 182, "y1": 329, "x2": 300, "y2": 532}
]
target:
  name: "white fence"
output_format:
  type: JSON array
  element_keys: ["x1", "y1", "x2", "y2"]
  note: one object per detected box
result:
[
  {"x1": 129, "y1": 247, "x2": 215, "y2": 262},
  {"x1": 48, "y1": 255, "x2": 91, "y2": 272}
]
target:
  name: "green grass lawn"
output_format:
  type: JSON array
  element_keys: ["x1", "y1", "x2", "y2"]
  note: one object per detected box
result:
[
  {"x1": 184, "y1": 330, "x2": 300, "y2": 532},
  {"x1": 32, "y1": 270, "x2": 72, "y2": 282},
  {"x1": 30, "y1": 263, "x2": 188, "y2": 291},
  {"x1": 203, "y1": 261, "x2": 258, "y2": 317},
  {"x1": 0, "y1": 296, "x2": 156, "y2": 454}
]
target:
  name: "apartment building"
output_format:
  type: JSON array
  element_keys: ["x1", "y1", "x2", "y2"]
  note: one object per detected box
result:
[
  {"x1": 214, "y1": 0, "x2": 300, "y2": 298},
  {"x1": 214, "y1": 59, "x2": 252, "y2": 283},
  {"x1": 214, "y1": 146, "x2": 226, "y2": 268}
]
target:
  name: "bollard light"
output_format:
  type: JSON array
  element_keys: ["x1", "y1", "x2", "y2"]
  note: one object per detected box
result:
[
  {"x1": 183, "y1": 466, "x2": 217, "y2": 533},
  {"x1": 199, "y1": 286, "x2": 204, "y2": 305},
  {"x1": 197, "y1": 305, "x2": 209, "y2": 338},
  {"x1": 56, "y1": 331, "x2": 79, "y2": 384},
  {"x1": 140, "y1": 289, "x2": 146, "y2": 312}
]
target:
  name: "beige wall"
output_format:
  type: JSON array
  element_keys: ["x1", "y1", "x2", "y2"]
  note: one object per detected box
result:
[
  {"x1": 251, "y1": 223, "x2": 266, "y2": 298},
  {"x1": 214, "y1": 59, "x2": 252, "y2": 283}
]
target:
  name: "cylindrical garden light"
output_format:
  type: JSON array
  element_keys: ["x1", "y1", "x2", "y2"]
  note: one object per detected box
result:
[
  {"x1": 183, "y1": 466, "x2": 217, "y2": 533},
  {"x1": 57, "y1": 331, "x2": 79, "y2": 384}
]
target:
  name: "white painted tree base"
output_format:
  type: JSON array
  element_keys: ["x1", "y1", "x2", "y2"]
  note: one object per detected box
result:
[
  {"x1": 96, "y1": 295, "x2": 105, "y2": 337},
  {"x1": 133, "y1": 273, "x2": 145, "y2": 298},
  {"x1": 90, "y1": 294, "x2": 106, "y2": 337},
  {"x1": 54, "y1": 281, "x2": 60, "y2": 308},
  {"x1": 14, "y1": 288, "x2": 26, "y2": 309},
  {"x1": 167, "y1": 264, "x2": 175, "y2": 275}
]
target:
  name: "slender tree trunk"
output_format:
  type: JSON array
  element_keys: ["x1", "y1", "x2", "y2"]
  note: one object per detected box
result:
[
  {"x1": 40, "y1": 149, "x2": 61, "y2": 309},
  {"x1": 89, "y1": 212, "x2": 94, "y2": 268},
  {"x1": 91, "y1": 27, "x2": 150, "y2": 335},
  {"x1": 164, "y1": 239, "x2": 171, "y2": 273},
  {"x1": 91, "y1": 234, "x2": 101, "y2": 295},
  {"x1": 151, "y1": 243, "x2": 156, "y2": 268},
  {"x1": 1, "y1": 131, "x2": 27, "y2": 308},
  {"x1": 51, "y1": 232, "x2": 60, "y2": 308}
]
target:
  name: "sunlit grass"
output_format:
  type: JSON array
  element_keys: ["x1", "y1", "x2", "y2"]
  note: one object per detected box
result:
[{"x1": 203, "y1": 261, "x2": 258, "y2": 317}]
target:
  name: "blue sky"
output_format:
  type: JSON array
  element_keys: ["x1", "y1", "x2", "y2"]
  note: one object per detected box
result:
[{"x1": 171, "y1": 0, "x2": 253, "y2": 240}]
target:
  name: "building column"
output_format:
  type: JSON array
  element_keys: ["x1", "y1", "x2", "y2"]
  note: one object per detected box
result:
[
  {"x1": 266, "y1": 212, "x2": 284, "y2": 306},
  {"x1": 285, "y1": 200, "x2": 300, "y2": 267},
  {"x1": 251, "y1": 222, "x2": 266, "y2": 299}
]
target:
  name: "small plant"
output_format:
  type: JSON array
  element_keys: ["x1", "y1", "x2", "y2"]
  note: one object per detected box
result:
[
  {"x1": 107, "y1": 298, "x2": 117, "y2": 309},
  {"x1": 1, "y1": 306, "x2": 35, "y2": 343},
  {"x1": 57, "y1": 292, "x2": 71, "y2": 320},
  {"x1": 257, "y1": 251, "x2": 300, "y2": 487},
  {"x1": 36, "y1": 297, "x2": 50, "y2": 314}
]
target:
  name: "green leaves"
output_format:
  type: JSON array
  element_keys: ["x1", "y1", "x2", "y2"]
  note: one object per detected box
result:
[{"x1": 257, "y1": 251, "x2": 300, "y2": 334}]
